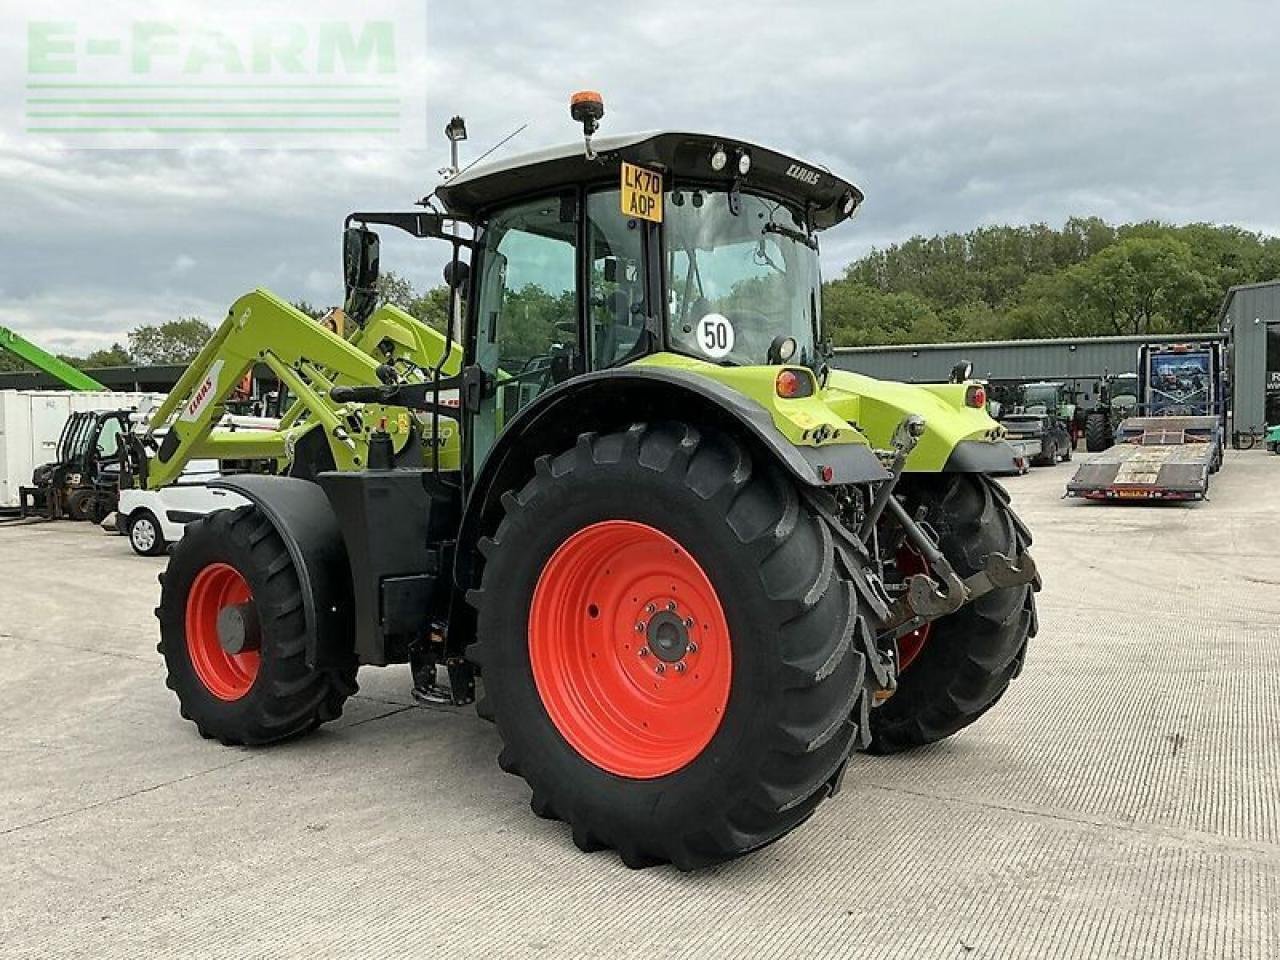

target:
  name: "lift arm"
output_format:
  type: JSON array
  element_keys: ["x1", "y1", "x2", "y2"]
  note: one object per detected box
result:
[
  {"x1": 140, "y1": 288, "x2": 459, "y2": 490},
  {"x1": 0, "y1": 326, "x2": 108, "y2": 391}
]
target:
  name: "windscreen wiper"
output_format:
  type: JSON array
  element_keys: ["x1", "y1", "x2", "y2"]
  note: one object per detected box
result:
[{"x1": 763, "y1": 221, "x2": 818, "y2": 250}]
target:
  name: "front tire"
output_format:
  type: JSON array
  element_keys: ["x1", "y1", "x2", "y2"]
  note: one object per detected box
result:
[
  {"x1": 128, "y1": 509, "x2": 167, "y2": 557},
  {"x1": 156, "y1": 506, "x2": 357, "y2": 745},
  {"x1": 1084, "y1": 412, "x2": 1111, "y2": 452},
  {"x1": 469, "y1": 423, "x2": 881, "y2": 869},
  {"x1": 869, "y1": 474, "x2": 1037, "y2": 754},
  {"x1": 67, "y1": 488, "x2": 97, "y2": 521}
]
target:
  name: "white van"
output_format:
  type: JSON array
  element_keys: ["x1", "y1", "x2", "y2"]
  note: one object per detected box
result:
[{"x1": 116, "y1": 462, "x2": 250, "y2": 556}]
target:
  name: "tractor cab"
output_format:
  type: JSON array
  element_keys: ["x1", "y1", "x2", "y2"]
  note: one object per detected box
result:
[{"x1": 346, "y1": 118, "x2": 865, "y2": 481}]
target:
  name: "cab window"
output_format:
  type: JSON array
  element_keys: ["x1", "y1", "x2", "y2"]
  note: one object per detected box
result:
[
  {"x1": 96, "y1": 416, "x2": 124, "y2": 457},
  {"x1": 471, "y1": 194, "x2": 579, "y2": 469},
  {"x1": 586, "y1": 190, "x2": 648, "y2": 368}
]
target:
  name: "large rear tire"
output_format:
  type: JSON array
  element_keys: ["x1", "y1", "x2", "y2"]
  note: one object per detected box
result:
[
  {"x1": 156, "y1": 505, "x2": 357, "y2": 745},
  {"x1": 469, "y1": 423, "x2": 881, "y2": 869},
  {"x1": 1084, "y1": 412, "x2": 1111, "y2": 452},
  {"x1": 868, "y1": 474, "x2": 1037, "y2": 754}
]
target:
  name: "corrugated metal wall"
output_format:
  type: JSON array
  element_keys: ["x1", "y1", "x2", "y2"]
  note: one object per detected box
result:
[
  {"x1": 1219, "y1": 281, "x2": 1280, "y2": 434},
  {"x1": 832, "y1": 333, "x2": 1224, "y2": 393}
]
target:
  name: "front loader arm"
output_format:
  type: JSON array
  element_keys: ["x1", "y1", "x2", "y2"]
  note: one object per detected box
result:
[{"x1": 143, "y1": 289, "x2": 392, "y2": 489}]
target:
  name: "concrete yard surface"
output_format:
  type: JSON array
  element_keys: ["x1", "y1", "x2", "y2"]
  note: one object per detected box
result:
[{"x1": 2, "y1": 450, "x2": 1279, "y2": 958}]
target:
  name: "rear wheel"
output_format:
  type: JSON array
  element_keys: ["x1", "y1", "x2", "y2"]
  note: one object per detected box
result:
[
  {"x1": 128, "y1": 509, "x2": 166, "y2": 557},
  {"x1": 469, "y1": 423, "x2": 881, "y2": 869},
  {"x1": 156, "y1": 506, "x2": 357, "y2": 745},
  {"x1": 1084, "y1": 412, "x2": 1111, "y2": 452},
  {"x1": 868, "y1": 474, "x2": 1037, "y2": 754}
]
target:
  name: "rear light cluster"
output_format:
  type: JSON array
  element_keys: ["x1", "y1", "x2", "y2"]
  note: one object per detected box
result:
[
  {"x1": 965, "y1": 385, "x2": 987, "y2": 409},
  {"x1": 775, "y1": 369, "x2": 815, "y2": 399}
]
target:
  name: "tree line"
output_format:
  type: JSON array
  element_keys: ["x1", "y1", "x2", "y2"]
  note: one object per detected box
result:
[
  {"x1": 4, "y1": 217, "x2": 1276, "y2": 375},
  {"x1": 825, "y1": 218, "x2": 1280, "y2": 346}
]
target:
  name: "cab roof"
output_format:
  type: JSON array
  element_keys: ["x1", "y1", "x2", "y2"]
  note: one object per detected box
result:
[{"x1": 433, "y1": 130, "x2": 864, "y2": 230}]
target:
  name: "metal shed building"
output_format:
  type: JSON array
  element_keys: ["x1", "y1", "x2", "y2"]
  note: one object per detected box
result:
[
  {"x1": 1217, "y1": 280, "x2": 1280, "y2": 438},
  {"x1": 832, "y1": 332, "x2": 1225, "y2": 408}
]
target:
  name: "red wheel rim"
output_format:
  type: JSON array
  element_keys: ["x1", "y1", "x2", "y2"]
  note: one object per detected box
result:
[
  {"x1": 895, "y1": 547, "x2": 933, "y2": 671},
  {"x1": 185, "y1": 563, "x2": 259, "y2": 701},
  {"x1": 529, "y1": 520, "x2": 732, "y2": 779}
]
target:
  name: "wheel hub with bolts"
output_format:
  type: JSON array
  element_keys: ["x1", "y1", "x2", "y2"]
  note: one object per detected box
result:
[
  {"x1": 528, "y1": 519, "x2": 732, "y2": 779},
  {"x1": 637, "y1": 604, "x2": 697, "y2": 670}
]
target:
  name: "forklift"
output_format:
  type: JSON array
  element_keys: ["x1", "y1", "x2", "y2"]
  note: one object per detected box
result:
[{"x1": 21, "y1": 408, "x2": 131, "y2": 521}]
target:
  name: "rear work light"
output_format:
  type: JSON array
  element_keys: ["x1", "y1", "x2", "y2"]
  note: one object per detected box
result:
[
  {"x1": 965, "y1": 385, "x2": 987, "y2": 408},
  {"x1": 776, "y1": 368, "x2": 814, "y2": 399}
]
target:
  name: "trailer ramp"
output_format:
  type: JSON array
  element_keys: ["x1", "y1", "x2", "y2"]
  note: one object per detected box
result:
[{"x1": 1066, "y1": 415, "x2": 1221, "y2": 501}]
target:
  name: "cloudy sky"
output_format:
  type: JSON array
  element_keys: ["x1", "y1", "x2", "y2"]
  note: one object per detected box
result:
[{"x1": 1, "y1": 0, "x2": 1277, "y2": 356}]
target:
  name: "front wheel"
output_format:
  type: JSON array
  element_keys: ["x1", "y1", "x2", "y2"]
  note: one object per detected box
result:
[
  {"x1": 156, "y1": 506, "x2": 357, "y2": 745},
  {"x1": 1084, "y1": 412, "x2": 1111, "y2": 452},
  {"x1": 469, "y1": 423, "x2": 882, "y2": 869},
  {"x1": 67, "y1": 488, "x2": 97, "y2": 522},
  {"x1": 869, "y1": 474, "x2": 1037, "y2": 754},
  {"x1": 128, "y1": 509, "x2": 167, "y2": 557}
]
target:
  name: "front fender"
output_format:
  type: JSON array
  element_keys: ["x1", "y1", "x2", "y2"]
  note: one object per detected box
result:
[{"x1": 208, "y1": 474, "x2": 354, "y2": 671}]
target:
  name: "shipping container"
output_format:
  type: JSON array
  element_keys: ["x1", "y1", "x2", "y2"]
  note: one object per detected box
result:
[{"x1": 0, "y1": 390, "x2": 164, "y2": 509}]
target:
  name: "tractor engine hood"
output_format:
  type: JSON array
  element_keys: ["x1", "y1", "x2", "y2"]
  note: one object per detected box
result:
[{"x1": 821, "y1": 369, "x2": 1018, "y2": 473}]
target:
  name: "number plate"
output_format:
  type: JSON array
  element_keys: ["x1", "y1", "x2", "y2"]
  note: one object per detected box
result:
[
  {"x1": 621, "y1": 162, "x2": 663, "y2": 223},
  {"x1": 1116, "y1": 489, "x2": 1150, "y2": 498}
]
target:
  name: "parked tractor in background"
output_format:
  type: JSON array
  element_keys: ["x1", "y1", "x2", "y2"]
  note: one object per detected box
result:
[
  {"x1": 1083, "y1": 372, "x2": 1140, "y2": 452},
  {"x1": 998, "y1": 381, "x2": 1074, "y2": 466},
  {"x1": 1265, "y1": 423, "x2": 1280, "y2": 454},
  {"x1": 152, "y1": 95, "x2": 1040, "y2": 869}
]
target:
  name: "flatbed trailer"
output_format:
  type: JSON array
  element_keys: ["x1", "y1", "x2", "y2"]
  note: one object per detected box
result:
[
  {"x1": 1066, "y1": 340, "x2": 1225, "y2": 502},
  {"x1": 1065, "y1": 415, "x2": 1222, "y2": 501}
]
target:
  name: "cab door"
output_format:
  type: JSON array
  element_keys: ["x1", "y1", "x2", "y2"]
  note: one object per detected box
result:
[
  {"x1": 467, "y1": 193, "x2": 580, "y2": 475},
  {"x1": 583, "y1": 188, "x2": 651, "y2": 370}
]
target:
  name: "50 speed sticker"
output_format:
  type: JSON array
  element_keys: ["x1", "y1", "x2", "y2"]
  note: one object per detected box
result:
[{"x1": 696, "y1": 313, "x2": 735, "y2": 359}]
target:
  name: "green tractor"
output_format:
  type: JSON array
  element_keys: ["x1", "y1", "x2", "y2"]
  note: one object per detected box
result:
[
  {"x1": 1083, "y1": 371, "x2": 1140, "y2": 452},
  {"x1": 156, "y1": 94, "x2": 1039, "y2": 869}
]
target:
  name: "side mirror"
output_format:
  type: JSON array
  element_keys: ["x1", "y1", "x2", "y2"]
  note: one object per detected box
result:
[
  {"x1": 343, "y1": 227, "x2": 379, "y2": 293},
  {"x1": 949, "y1": 360, "x2": 973, "y2": 384},
  {"x1": 343, "y1": 227, "x2": 380, "y2": 325},
  {"x1": 443, "y1": 259, "x2": 470, "y2": 295}
]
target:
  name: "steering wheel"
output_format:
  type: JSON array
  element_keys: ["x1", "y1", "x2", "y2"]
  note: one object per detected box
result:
[{"x1": 723, "y1": 309, "x2": 774, "y2": 358}]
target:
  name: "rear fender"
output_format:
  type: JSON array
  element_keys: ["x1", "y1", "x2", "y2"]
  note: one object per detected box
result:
[{"x1": 454, "y1": 366, "x2": 891, "y2": 592}]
